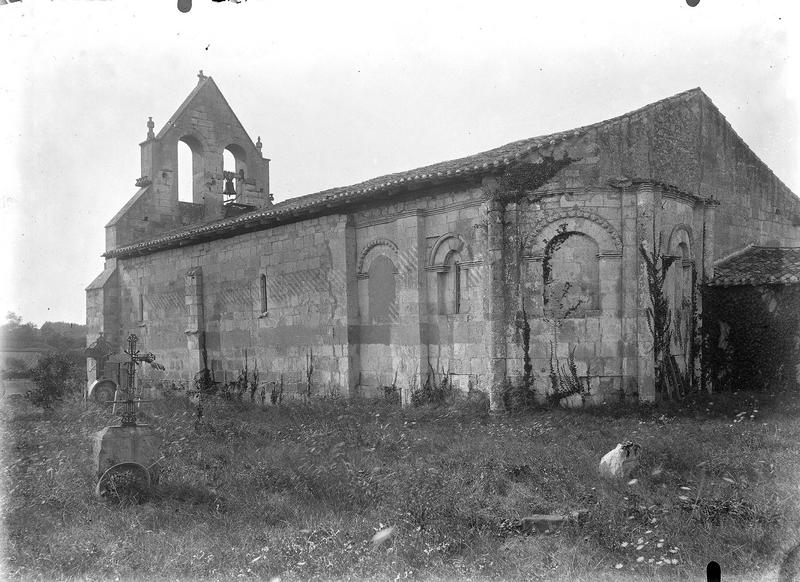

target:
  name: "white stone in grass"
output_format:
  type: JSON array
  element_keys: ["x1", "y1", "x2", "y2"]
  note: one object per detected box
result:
[
  {"x1": 637, "y1": 556, "x2": 645, "y2": 563},
  {"x1": 615, "y1": 563, "x2": 623, "y2": 569},
  {"x1": 372, "y1": 527, "x2": 394, "y2": 545},
  {"x1": 599, "y1": 441, "x2": 641, "y2": 478}
]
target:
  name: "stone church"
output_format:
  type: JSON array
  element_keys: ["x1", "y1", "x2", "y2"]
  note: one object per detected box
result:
[{"x1": 87, "y1": 73, "x2": 800, "y2": 410}]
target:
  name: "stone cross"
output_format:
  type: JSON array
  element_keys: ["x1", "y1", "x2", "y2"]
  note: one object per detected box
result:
[{"x1": 107, "y1": 334, "x2": 155, "y2": 426}]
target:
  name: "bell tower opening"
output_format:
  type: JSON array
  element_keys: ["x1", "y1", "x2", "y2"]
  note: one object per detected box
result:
[
  {"x1": 223, "y1": 144, "x2": 248, "y2": 203},
  {"x1": 177, "y1": 135, "x2": 204, "y2": 204}
]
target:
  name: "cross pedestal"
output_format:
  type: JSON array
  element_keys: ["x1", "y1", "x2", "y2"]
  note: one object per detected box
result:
[{"x1": 93, "y1": 425, "x2": 162, "y2": 483}]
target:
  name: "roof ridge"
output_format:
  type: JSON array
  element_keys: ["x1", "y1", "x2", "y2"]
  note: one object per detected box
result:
[
  {"x1": 106, "y1": 87, "x2": 711, "y2": 259},
  {"x1": 154, "y1": 75, "x2": 212, "y2": 141},
  {"x1": 266, "y1": 87, "x2": 707, "y2": 210}
]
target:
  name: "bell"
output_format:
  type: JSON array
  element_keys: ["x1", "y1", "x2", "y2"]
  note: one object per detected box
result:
[{"x1": 223, "y1": 176, "x2": 237, "y2": 198}]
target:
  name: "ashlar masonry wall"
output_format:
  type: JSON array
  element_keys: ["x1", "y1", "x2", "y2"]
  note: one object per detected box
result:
[
  {"x1": 352, "y1": 183, "x2": 488, "y2": 400},
  {"x1": 101, "y1": 176, "x2": 708, "y2": 406},
  {"x1": 494, "y1": 176, "x2": 707, "y2": 405},
  {"x1": 115, "y1": 213, "x2": 355, "y2": 395}
]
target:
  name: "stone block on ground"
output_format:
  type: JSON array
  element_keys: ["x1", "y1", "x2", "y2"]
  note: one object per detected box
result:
[
  {"x1": 599, "y1": 441, "x2": 641, "y2": 478},
  {"x1": 520, "y1": 514, "x2": 566, "y2": 534}
]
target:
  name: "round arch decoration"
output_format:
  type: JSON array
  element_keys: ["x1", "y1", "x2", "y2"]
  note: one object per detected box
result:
[
  {"x1": 224, "y1": 142, "x2": 248, "y2": 164},
  {"x1": 358, "y1": 239, "x2": 399, "y2": 275},
  {"x1": 666, "y1": 223, "x2": 694, "y2": 258},
  {"x1": 428, "y1": 232, "x2": 474, "y2": 268},
  {"x1": 177, "y1": 132, "x2": 207, "y2": 155},
  {"x1": 525, "y1": 208, "x2": 622, "y2": 255}
]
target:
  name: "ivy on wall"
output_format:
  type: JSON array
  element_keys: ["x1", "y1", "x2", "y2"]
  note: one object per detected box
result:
[{"x1": 703, "y1": 284, "x2": 800, "y2": 392}]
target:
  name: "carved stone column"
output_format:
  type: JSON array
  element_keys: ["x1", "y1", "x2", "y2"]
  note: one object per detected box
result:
[
  {"x1": 635, "y1": 183, "x2": 659, "y2": 402},
  {"x1": 699, "y1": 198, "x2": 718, "y2": 393},
  {"x1": 701, "y1": 198, "x2": 717, "y2": 282},
  {"x1": 185, "y1": 267, "x2": 205, "y2": 377},
  {"x1": 482, "y1": 193, "x2": 507, "y2": 412}
]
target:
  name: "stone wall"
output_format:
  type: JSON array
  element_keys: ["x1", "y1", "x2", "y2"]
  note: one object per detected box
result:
[
  {"x1": 114, "y1": 213, "x2": 353, "y2": 396},
  {"x1": 99, "y1": 175, "x2": 705, "y2": 405}
]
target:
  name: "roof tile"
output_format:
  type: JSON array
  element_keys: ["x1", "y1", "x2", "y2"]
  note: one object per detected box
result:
[{"x1": 709, "y1": 246, "x2": 800, "y2": 287}]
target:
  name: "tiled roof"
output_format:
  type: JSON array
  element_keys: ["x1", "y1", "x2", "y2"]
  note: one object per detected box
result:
[
  {"x1": 709, "y1": 246, "x2": 800, "y2": 286},
  {"x1": 106, "y1": 87, "x2": 705, "y2": 259}
]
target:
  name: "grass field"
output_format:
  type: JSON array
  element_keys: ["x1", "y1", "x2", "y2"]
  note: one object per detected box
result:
[{"x1": 2, "y1": 388, "x2": 799, "y2": 581}]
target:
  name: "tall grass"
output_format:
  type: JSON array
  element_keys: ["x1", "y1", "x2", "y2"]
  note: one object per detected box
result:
[{"x1": 2, "y1": 388, "x2": 799, "y2": 581}]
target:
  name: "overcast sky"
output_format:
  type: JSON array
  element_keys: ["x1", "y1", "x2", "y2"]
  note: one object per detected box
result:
[{"x1": 0, "y1": 0, "x2": 797, "y2": 326}]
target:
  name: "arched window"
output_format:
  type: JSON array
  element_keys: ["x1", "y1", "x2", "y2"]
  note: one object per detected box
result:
[
  {"x1": 439, "y1": 251, "x2": 468, "y2": 314},
  {"x1": 177, "y1": 141, "x2": 194, "y2": 202},
  {"x1": 367, "y1": 255, "x2": 397, "y2": 323},
  {"x1": 428, "y1": 233, "x2": 472, "y2": 316},
  {"x1": 672, "y1": 241, "x2": 693, "y2": 353},
  {"x1": 177, "y1": 135, "x2": 204, "y2": 203},
  {"x1": 543, "y1": 231, "x2": 600, "y2": 313},
  {"x1": 676, "y1": 242, "x2": 691, "y2": 304},
  {"x1": 138, "y1": 293, "x2": 145, "y2": 322}
]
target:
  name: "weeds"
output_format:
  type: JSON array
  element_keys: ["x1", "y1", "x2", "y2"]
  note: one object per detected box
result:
[
  {"x1": 3, "y1": 389, "x2": 799, "y2": 581},
  {"x1": 271, "y1": 374, "x2": 285, "y2": 406},
  {"x1": 383, "y1": 371, "x2": 400, "y2": 405},
  {"x1": 547, "y1": 345, "x2": 590, "y2": 406},
  {"x1": 640, "y1": 237, "x2": 681, "y2": 400},
  {"x1": 411, "y1": 364, "x2": 453, "y2": 407}
]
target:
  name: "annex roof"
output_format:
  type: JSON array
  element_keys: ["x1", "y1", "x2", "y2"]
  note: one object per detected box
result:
[
  {"x1": 708, "y1": 246, "x2": 800, "y2": 287},
  {"x1": 106, "y1": 87, "x2": 707, "y2": 259}
]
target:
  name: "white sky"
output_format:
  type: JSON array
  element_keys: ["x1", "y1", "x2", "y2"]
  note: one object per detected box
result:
[{"x1": 0, "y1": 0, "x2": 798, "y2": 325}]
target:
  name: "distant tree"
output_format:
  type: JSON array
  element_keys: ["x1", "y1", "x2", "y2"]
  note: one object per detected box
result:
[
  {"x1": 1, "y1": 313, "x2": 38, "y2": 347},
  {"x1": 41, "y1": 322, "x2": 87, "y2": 351},
  {"x1": 5, "y1": 312, "x2": 22, "y2": 327}
]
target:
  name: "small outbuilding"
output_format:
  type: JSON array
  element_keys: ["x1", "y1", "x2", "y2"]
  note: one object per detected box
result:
[{"x1": 704, "y1": 246, "x2": 800, "y2": 392}]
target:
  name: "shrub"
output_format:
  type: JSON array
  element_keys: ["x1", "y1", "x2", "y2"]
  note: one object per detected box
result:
[
  {"x1": 502, "y1": 378, "x2": 537, "y2": 413},
  {"x1": 25, "y1": 351, "x2": 82, "y2": 408}
]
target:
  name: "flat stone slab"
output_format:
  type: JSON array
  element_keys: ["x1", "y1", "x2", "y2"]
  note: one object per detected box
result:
[
  {"x1": 520, "y1": 514, "x2": 566, "y2": 534},
  {"x1": 93, "y1": 425, "x2": 162, "y2": 481}
]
